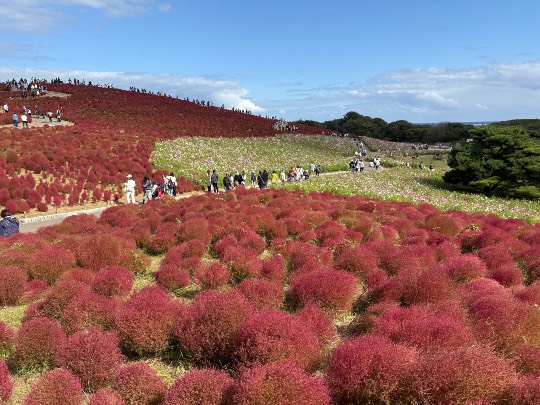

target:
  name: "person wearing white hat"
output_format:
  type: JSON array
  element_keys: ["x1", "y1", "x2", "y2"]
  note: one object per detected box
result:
[{"x1": 124, "y1": 174, "x2": 136, "y2": 204}]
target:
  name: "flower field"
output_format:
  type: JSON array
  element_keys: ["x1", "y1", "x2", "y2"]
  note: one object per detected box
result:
[
  {"x1": 1, "y1": 188, "x2": 540, "y2": 404},
  {"x1": 151, "y1": 135, "x2": 358, "y2": 185}
]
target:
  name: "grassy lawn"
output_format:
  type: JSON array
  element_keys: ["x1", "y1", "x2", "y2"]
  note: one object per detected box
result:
[{"x1": 151, "y1": 134, "x2": 358, "y2": 186}]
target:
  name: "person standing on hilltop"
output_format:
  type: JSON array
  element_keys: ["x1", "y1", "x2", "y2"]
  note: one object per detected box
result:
[
  {"x1": 141, "y1": 175, "x2": 153, "y2": 203},
  {"x1": 56, "y1": 108, "x2": 61, "y2": 123},
  {"x1": 206, "y1": 169, "x2": 213, "y2": 192},
  {"x1": 12, "y1": 112, "x2": 18, "y2": 127},
  {"x1": 21, "y1": 112, "x2": 28, "y2": 127},
  {"x1": 124, "y1": 174, "x2": 136, "y2": 204},
  {"x1": 211, "y1": 169, "x2": 219, "y2": 193}
]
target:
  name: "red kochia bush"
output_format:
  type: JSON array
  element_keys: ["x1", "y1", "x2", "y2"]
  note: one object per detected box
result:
[
  {"x1": 333, "y1": 245, "x2": 379, "y2": 279},
  {"x1": 115, "y1": 286, "x2": 180, "y2": 355},
  {"x1": 327, "y1": 335, "x2": 418, "y2": 405},
  {"x1": 163, "y1": 368, "x2": 234, "y2": 405},
  {"x1": 57, "y1": 327, "x2": 124, "y2": 391},
  {"x1": 193, "y1": 261, "x2": 230, "y2": 290},
  {"x1": 30, "y1": 279, "x2": 92, "y2": 319},
  {"x1": 234, "y1": 309, "x2": 321, "y2": 372},
  {"x1": 77, "y1": 233, "x2": 121, "y2": 271},
  {"x1": 222, "y1": 246, "x2": 263, "y2": 282},
  {"x1": 296, "y1": 304, "x2": 336, "y2": 348},
  {"x1": 237, "y1": 279, "x2": 284, "y2": 309},
  {"x1": 154, "y1": 263, "x2": 191, "y2": 292},
  {"x1": 232, "y1": 361, "x2": 331, "y2": 405},
  {"x1": 176, "y1": 290, "x2": 254, "y2": 366},
  {"x1": 0, "y1": 265, "x2": 27, "y2": 306},
  {"x1": 92, "y1": 265, "x2": 134, "y2": 297},
  {"x1": 416, "y1": 347, "x2": 518, "y2": 404},
  {"x1": 285, "y1": 241, "x2": 333, "y2": 273},
  {"x1": 15, "y1": 317, "x2": 66, "y2": 370},
  {"x1": 260, "y1": 256, "x2": 286, "y2": 283},
  {"x1": 27, "y1": 246, "x2": 76, "y2": 284},
  {"x1": 438, "y1": 253, "x2": 488, "y2": 284},
  {"x1": 0, "y1": 360, "x2": 13, "y2": 403},
  {"x1": 89, "y1": 388, "x2": 125, "y2": 405},
  {"x1": 290, "y1": 268, "x2": 358, "y2": 312},
  {"x1": 512, "y1": 375, "x2": 540, "y2": 405},
  {"x1": 60, "y1": 291, "x2": 119, "y2": 334},
  {"x1": 114, "y1": 362, "x2": 166, "y2": 405},
  {"x1": 23, "y1": 368, "x2": 83, "y2": 405}
]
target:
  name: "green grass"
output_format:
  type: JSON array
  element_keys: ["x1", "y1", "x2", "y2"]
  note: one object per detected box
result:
[{"x1": 151, "y1": 134, "x2": 358, "y2": 186}]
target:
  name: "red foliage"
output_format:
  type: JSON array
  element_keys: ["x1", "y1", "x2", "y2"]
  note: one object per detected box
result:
[
  {"x1": 333, "y1": 245, "x2": 379, "y2": 278},
  {"x1": 515, "y1": 281, "x2": 540, "y2": 305},
  {"x1": 193, "y1": 262, "x2": 230, "y2": 290},
  {"x1": 14, "y1": 317, "x2": 66, "y2": 370},
  {"x1": 57, "y1": 327, "x2": 124, "y2": 391},
  {"x1": 113, "y1": 362, "x2": 166, "y2": 405},
  {"x1": 163, "y1": 368, "x2": 234, "y2": 405},
  {"x1": 416, "y1": 347, "x2": 518, "y2": 404},
  {"x1": 176, "y1": 290, "x2": 254, "y2": 366},
  {"x1": 23, "y1": 368, "x2": 83, "y2": 405},
  {"x1": 260, "y1": 256, "x2": 286, "y2": 283},
  {"x1": 89, "y1": 388, "x2": 125, "y2": 405},
  {"x1": 237, "y1": 279, "x2": 284, "y2": 309},
  {"x1": 0, "y1": 360, "x2": 13, "y2": 403},
  {"x1": 290, "y1": 268, "x2": 358, "y2": 312},
  {"x1": 512, "y1": 374, "x2": 540, "y2": 405},
  {"x1": 438, "y1": 253, "x2": 488, "y2": 284},
  {"x1": 27, "y1": 279, "x2": 92, "y2": 319},
  {"x1": 23, "y1": 279, "x2": 48, "y2": 303},
  {"x1": 0, "y1": 321, "x2": 15, "y2": 358},
  {"x1": 222, "y1": 246, "x2": 263, "y2": 282},
  {"x1": 60, "y1": 291, "x2": 119, "y2": 334},
  {"x1": 27, "y1": 246, "x2": 76, "y2": 284},
  {"x1": 115, "y1": 286, "x2": 180, "y2": 355},
  {"x1": 512, "y1": 344, "x2": 540, "y2": 374},
  {"x1": 234, "y1": 309, "x2": 321, "y2": 371},
  {"x1": 154, "y1": 264, "x2": 191, "y2": 292},
  {"x1": 77, "y1": 233, "x2": 121, "y2": 271},
  {"x1": 458, "y1": 277, "x2": 507, "y2": 307},
  {"x1": 92, "y1": 265, "x2": 134, "y2": 297},
  {"x1": 296, "y1": 304, "x2": 336, "y2": 347},
  {"x1": 285, "y1": 241, "x2": 333, "y2": 274},
  {"x1": 0, "y1": 265, "x2": 27, "y2": 306},
  {"x1": 424, "y1": 213, "x2": 464, "y2": 237},
  {"x1": 232, "y1": 361, "x2": 331, "y2": 405}
]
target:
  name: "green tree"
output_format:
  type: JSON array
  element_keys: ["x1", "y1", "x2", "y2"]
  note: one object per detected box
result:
[{"x1": 444, "y1": 125, "x2": 540, "y2": 199}]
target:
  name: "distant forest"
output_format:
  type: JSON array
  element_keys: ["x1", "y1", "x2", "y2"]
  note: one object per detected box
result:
[{"x1": 295, "y1": 112, "x2": 540, "y2": 143}]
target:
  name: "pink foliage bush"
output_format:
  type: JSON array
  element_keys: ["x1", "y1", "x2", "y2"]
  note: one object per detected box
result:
[
  {"x1": 333, "y1": 245, "x2": 379, "y2": 279},
  {"x1": 0, "y1": 360, "x2": 13, "y2": 403},
  {"x1": 30, "y1": 279, "x2": 92, "y2": 319},
  {"x1": 14, "y1": 317, "x2": 66, "y2": 370},
  {"x1": 296, "y1": 304, "x2": 336, "y2": 347},
  {"x1": 512, "y1": 374, "x2": 540, "y2": 405},
  {"x1": 163, "y1": 368, "x2": 234, "y2": 405},
  {"x1": 27, "y1": 246, "x2": 76, "y2": 284},
  {"x1": 113, "y1": 362, "x2": 166, "y2": 405},
  {"x1": 260, "y1": 256, "x2": 286, "y2": 283},
  {"x1": 176, "y1": 290, "x2": 254, "y2": 366},
  {"x1": 0, "y1": 265, "x2": 27, "y2": 306},
  {"x1": 92, "y1": 265, "x2": 133, "y2": 297},
  {"x1": 290, "y1": 268, "x2": 358, "y2": 312},
  {"x1": 60, "y1": 291, "x2": 119, "y2": 334},
  {"x1": 232, "y1": 361, "x2": 331, "y2": 405},
  {"x1": 23, "y1": 368, "x2": 83, "y2": 405},
  {"x1": 438, "y1": 253, "x2": 488, "y2": 284},
  {"x1": 512, "y1": 344, "x2": 540, "y2": 374},
  {"x1": 89, "y1": 388, "x2": 125, "y2": 405},
  {"x1": 57, "y1": 327, "x2": 124, "y2": 391},
  {"x1": 154, "y1": 263, "x2": 191, "y2": 292},
  {"x1": 234, "y1": 309, "x2": 321, "y2": 372},
  {"x1": 285, "y1": 241, "x2": 333, "y2": 274},
  {"x1": 326, "y1": 335, "x2": 418, "y2": 404},
  {"x1": 237, "y1": 279, "x2": 284, "y2": 309},
  {"x1": 416, "y1": 346, "x2": 518, "y2": 404},
  {"x1": 77, "y1": 233, "x2": 121, "y2": 271},
  {"x1": 193, "y1": 262, "x2": 230, "y2": 290},
  {"x1": 115, "y1": 286, "x2": 180, "y2": 355},
  {"x1": 222, "y1": 246, "x2": 262, "y2": 282}
]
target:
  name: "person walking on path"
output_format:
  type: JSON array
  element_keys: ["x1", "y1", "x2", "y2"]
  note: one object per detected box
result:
[
  {"x1": 12, "y1": 112, "x2": 18, "y2": 127},
  {"x1": 21, "y1": 113, "x2": 28, "y2": 127},
  {"x1": 124, "y1": 174, "x2": 136, "y2": 204},
  {"x1": 164, "y1": 172, "x2": 177, "y2": 196},
  {"x1": 0, "y1": 209, "x2": 19, "y2": 237},
  {"x1": 206, "y1": 169, "x2": 213, "y2": 192},
  {"x1": 211, "y1": 169, "x2": 219, "y2": 193},
  {"x1": 2, "y1": 103, "x2": 8, "y2": 114},
  {"x1": 142, "y1": 175, "x2": 153, "y2": 203}
]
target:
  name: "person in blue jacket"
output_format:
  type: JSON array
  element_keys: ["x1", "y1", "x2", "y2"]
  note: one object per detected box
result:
[{"x1": 0, "y1": 209, "x2": 19, "y2": 237}]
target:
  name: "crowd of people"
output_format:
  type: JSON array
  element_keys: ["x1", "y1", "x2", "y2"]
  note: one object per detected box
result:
[
  {"x1": 123, "y1": 171, "x2": 179, "y2": 205},
  {"x1": 5, "y1": 103, "x2": 62, "y2": 127}
]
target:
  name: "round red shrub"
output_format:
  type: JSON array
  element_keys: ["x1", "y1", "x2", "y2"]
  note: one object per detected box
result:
[
  {"x1": 416, "y1": 346, "x2": 518, "y2": 404},
  {"x1": 176, "y1": 290, "x2": 254, "y2": 366},
  {"x1": 296, "y1": 304, "x2": 336, "y2": 347},
  {"x1": 285, "y1": 241, "x2": 333, "y2": 274},
  {"x1": 23, "y1": 368, "x2": 83, "y2": 405},
  {"x1": 60, "y1": 291, "x2": 119, "y2": 334},
  {"x1": 512, "y1": 344, "x2": 540, "y2": 374},
  {"x1": 0, "y1": 265, "x2": 27, "y2": 306},
  {"x1": 326, "y1": 335, "x2": 419, "y2": 405},
  {"x1": 57, "y1": 327, "x2": 124, "y2": 392},
  {"x1": 163, "y1": 368, "x2": 234, "y2": 405},
  {"x1": 89, "y1": 388, "x2": 125, "y2": 405},
  {"x1": 115, "y1": 286, "x2": 180, "y2": 355},
  {"x1": 490, "y1": 264, "x2": 524, "y2": 287},
  {"x1": 193, "y1": 261, "x2": 230, "y2": 290},
  {"x1": 438, "y1": 254, "x2": 488, "y2": 284},
  {"x1": 77, "y1": 234, "x2": 121, "y2": 271},
  {"x1": 176, "y1": 218, "x2": 211, "y2": 245},
  {"x1": 515, "y1": 281, "x2": 540, "y2": 305},
  {"x1": 154, "y1": 264, "x2": 191, "y2": 292},
  {"x1": 477, "y1": 243, "x2": 515, "y2": 271},
  {"x1": 232, "y1": 361, "x2": 331, "y2": 405},
  {"x1": 234, "y1": 309, "x2": 321, "y2": 372},
  {"x1": 15, "y1": 317, "x2": 66, "y2": 370},
  {"x1": 513, "y1": 374, "x2": 540, "y2": 405},
  {"x1": 32, "y1": 279, "x2": 92, "y2": 319},
  {"x1": 458, "y1": 277, "x2": 507, "y2": 307},
  {"x1": 113, "y1": 362, "x2": 166, "y2": 405},
  {"x1": 23, "y1": 279, "x2": 48, "y2": 303},
  {"x1": 398, "y1": 268, "x2": 455, "y2": 306},
  {"x1": 36, "y1": 202, "x2": 48, "y2": 212},
  {"x1": 333, "y1": 245, "x2": 379, "y2": 279},
  {"x1": 222, "y1": 246, "x2": 262, "y2": 282},
  {"x1": 237, "y1": 279, "x2": 284, "y2": 309},
  {"x1": 0, "y1": 360, "x2": 13, "y2": 403},
  {"x1": 260, "y1": 256, "x2": 286, "y2": 283},
  {"x1": 290, "y1": 268, "x2": 358, "y2": 312},
  {"x1": 27, "y1": 246, "x2": 76, "y2": 285},
  {"x1": 212, "y1": 234, "x2": 238, "y2": 258},
  {"x1": 92, "y1": 265, "x2": 134, "y2": 297}
]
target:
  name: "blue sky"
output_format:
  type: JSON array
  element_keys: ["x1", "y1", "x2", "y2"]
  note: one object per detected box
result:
[{"x1": 2, "y1": 0, "x2": 540, "y2": 123}]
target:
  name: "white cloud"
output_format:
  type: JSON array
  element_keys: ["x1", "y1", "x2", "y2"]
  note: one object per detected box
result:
[{"x1": 0, "y1": 67, "x2": 264, "y2": 113}]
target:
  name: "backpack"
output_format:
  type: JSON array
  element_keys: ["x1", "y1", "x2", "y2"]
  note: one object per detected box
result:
[{"x1": 167, "y1": 177, "x2": 175, "y2": 189}]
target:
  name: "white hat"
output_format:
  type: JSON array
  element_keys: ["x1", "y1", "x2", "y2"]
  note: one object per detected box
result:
[{"x1": 126, "y1": 174, "x2": 132, "y2": 178}]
